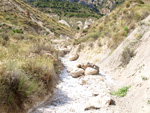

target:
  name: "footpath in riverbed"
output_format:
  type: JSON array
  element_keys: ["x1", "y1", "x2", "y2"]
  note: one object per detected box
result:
[{"x1": 33, "y1": 55, "x2": 116, "y2": 113}]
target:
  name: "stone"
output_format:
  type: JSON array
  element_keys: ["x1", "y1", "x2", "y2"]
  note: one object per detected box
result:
[
  {"x1": 77, "y1": 62, "x2": 99, "y2": 74},
  {"x1": 85, "y1": 95, "x2": 112, "y2": 110},
  {"x1": 85, "y1": 67, "x2": 98, "y2": 75},
  {"x1": 69, "y1": 53, "x2": 79, "y2": 61},
  {"x1": 79, "y1": 80, "x2": 86, "y2": 85},
  {"x1": 70, "y1": 68, "x2": 84, "y2": 78}
]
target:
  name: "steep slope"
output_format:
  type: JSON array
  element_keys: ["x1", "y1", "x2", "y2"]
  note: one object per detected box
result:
[
  {"x1": 73, "y1": 0, "x2": 150, "y2": 48},
  {"x1": 1, "y1": 0, "x2": 74, "y2": 37},
  {"x1": 0, "y1": 0, "x2": 73, "y2": 113},
  {"x1": 99, "y1": 15, "x2": 150, "y2": 113}
]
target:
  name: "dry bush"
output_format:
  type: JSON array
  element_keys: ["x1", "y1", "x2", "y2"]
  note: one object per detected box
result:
[
  {"x1": 121, "y1": 46, "x2": 135, "y2": 66},
  {"x1": 22, "y1": 57, "x2": 58, "y2": 92},
  {"x1": 0, "y1": 63, "x2": 38, "y2": 111}
]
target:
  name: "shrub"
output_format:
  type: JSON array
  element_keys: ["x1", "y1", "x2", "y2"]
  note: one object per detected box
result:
[
  {"x1": 121, "y1": 46, "x2": 135, "y2": 65},
  {"x1": 77, "y1": 26, "x2": 80, "y2": 30},
  {"x1": 0, "y1": 33, "x2": 9, "y2": 46},
  {"x1": 31, "y1": 40, "x2": 56, "y2": 56},
  {"x1": 124, "y1": 26, "x2": 129, "y2": 32},
  {"x1": 125, "y1": 1, "x2": 130, "y2": 8},
  {"x1": 0, "y1": 64, "x2": 38, "y2": 109},
  {"x1": 110, "y1": 86, "x2": 131, "y2": 97},
  {"x1": 147, "y1": 100, "x2": 150, "y2": 104},
  {"x1": 12, "y1": 29, "x2": 24, "y2": 34},
  {"x1": 22, "y1": 57, "x2": 58, "y2": 91},
  {"x1": 136, "y1": 0, "x2": 144, "y2": 4},
  {"x1": 141, "y1": 76, "x2": 148, "y2": 80}
]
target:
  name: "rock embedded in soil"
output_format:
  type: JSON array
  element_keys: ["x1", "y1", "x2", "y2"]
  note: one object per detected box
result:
[
  {"x1": 77, "y1": 62, "x2": 99, "y2": 74},
  {"x1": 85, "y1": 67, "x2": 99, "y2": 75},
  {"x1": 70, "y1": 68, "x2": 84, "y2": 78},
  {"x1": 85, "y1": 95, "x2": 112, "y2": 110},
  {"x1": 69, "y1": 53, "x2": 79, "y2": 61}
]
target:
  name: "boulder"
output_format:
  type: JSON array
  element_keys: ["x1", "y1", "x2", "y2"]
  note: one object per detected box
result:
[
  {"x1": 70, "y1": 68, "x2": 84, "y2": 78},
  {"x1": 77, "y1": 62, "x2": 99, "y2": 74},
  {"x1": 69, "y1": 53, "x2": 79, "y2": 61},
  {"x1": 85, "y1": 67, "x2": 98, "y2": 75},
  {"x1": 85, "y1": 95, "x2": 112, "y2": 110}
]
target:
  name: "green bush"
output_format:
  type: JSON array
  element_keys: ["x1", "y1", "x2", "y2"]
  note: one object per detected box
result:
[
  {"x1": 110, "y1": 86, "x2": 131, "y2": 97},
  {"x1": 141, "y1": 76, "x2": 148, "y2": 80},
  {"x1": 12, "y1": 29, "x2": 24, "y2": 34},
  {"x1": 124, "y1": 26, "x2": 129, "y2": 32}
]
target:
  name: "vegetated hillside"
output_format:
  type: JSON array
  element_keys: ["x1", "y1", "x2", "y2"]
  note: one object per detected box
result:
[
  {"x1": 0, "y1": 0, "x2": 69, "y2": 112},
  {"x1": 73, "y1": 0, "x2": 150, "y2": 48},
  {"x1": 26, "y1": 0, "x2": 101, "y2": 18},
  {"x1": 1, "y1": 0, "x2": 74, "y2": 37},
  {"x1": 23, "y1": 0, "x2": 102, "y2": 31},
  {"x1": 26, "y1": 0, "x2": 125, "y2": 15},
  {"x1": 23, "y1": 0, "x2": 125, "y2": 31}
]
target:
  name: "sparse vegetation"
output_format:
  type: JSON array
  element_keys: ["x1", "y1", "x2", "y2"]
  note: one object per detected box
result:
[
  {"x1": 0, "y1": 0, "x2": 63, "y2": 112},
  {"x1": 121, "y1": 46, "x2": 135, "y2": 65},
  {"x1": 74, "y1": 0, "x2": 150, "y2": 49},
  {"x1": 12, "y1": 29, "x2": 24, "y2": 34},
  {"x1": 110, "y1": 86, "x2": 131, "y2": 97},
  {"x1": 141, "y1": 76, "x2": 148, "y2": 80},
  {"x1": 147, "y1": 100, "x2": 150, "y2": 104},
  {"x1": 27, "y1": 0, "x2": 101, "y2": 18}
]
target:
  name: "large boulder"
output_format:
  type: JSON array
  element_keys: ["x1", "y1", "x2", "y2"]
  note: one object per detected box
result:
[
  {"x1": 70, "y1": 68, "x2": 84, "y2": 78},
  {"x1": 69, "y1": 53, "x2": 79, "y2": 61},
  {"x1": 85, "y1": 67, "x2": 98, "y2": 75},
  {"x1": 85, "y1": 95, "x2": 112, "y2": 110},
  {"x1": 77, "y1": 62, "x2": 99, "y2": 74}
]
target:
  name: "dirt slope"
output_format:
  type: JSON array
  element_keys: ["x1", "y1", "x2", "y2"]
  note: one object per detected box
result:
[
  {"x1": 70, "y1": 15, "x2": 150, "y2": 113},
  {"x1": 100, "y1": 15, "x2": 150, "y2": 113}
]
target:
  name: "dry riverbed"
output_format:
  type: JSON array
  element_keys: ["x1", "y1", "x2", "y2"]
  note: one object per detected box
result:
[{"x1": 32, "y1": 55, "x2": 117, "y2": 113}]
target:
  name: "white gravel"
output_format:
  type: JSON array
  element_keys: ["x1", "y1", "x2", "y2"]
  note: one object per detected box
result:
[{"x1": 32, "y1": 56, "x2": 114, "y2": 113}]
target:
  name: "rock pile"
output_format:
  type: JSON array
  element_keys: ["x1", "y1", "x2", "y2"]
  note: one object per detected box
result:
[{"x1": 67, "y1": 62, "x2": 100, "y2": 78}]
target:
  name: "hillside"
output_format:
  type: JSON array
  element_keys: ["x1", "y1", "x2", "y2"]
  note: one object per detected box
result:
[
  {"x1": 23, "y1": 0, "x2": 125, "y2": 30},
  {"x1": 1, "y1": 0, "x2": 74, "y2": 37},
  {"x1": 26, "y1": 0, "x2": 125, "y2": 15},
  {"x1": 1, "y1": 0, "x2": 150, "y2": 113},
  {"x1": 0, "y1": 0, "x2": 72, "y2": 112},
  {"x1": 73, "y1": 0, "x2": 150, "y2": 47},
  {"x1": 26, "y1": 0, "x2": 101, "y2": 18}
]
